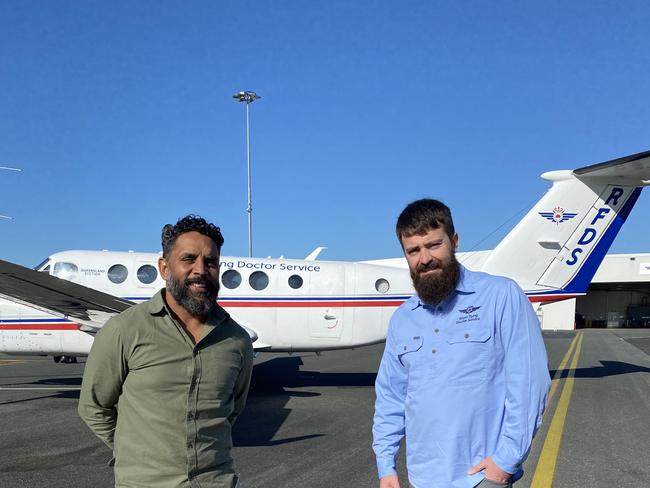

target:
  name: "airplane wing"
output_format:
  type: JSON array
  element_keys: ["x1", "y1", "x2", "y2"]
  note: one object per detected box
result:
[{"x1": 0, "y1": 259, "x2": 134, "y2": 331}]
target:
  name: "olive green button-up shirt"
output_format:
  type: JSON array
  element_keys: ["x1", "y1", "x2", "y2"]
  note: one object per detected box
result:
[{"x1": 78, "y1": 290, "x2": 254, "y2": 488}]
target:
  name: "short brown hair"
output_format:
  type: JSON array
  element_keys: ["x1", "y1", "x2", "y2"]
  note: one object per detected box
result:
[{"x1": 396, "y1": 199, "x2": 455, "y2": 242}]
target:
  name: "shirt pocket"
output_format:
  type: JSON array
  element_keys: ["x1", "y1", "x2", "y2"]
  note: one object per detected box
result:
[
  {"x1": 397, "y1": 336, "x2": 424, "y2": 367},
  {"x1": 202, "y1": 350, "x2": 242, "y2": 400},
  {"x1": 445, "y1": 324, "x2": 491, "y2": 385},
  {"x1": 396, "y1": 336, "x2": 432, "y2": 387}
]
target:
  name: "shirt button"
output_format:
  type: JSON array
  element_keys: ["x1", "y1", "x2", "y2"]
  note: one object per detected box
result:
[
  {"x1": 464, "y1": 333, "x2": 470, "y2": 339},
  {"x1": 187, "y1": 442, "x2": 193, "y2": 449},
  {"x1": 431, "y1": 348, "x2": 437, "y2": 354},
  {"x1": 188, "y1": 412, "x2": 194, "y2": 420},
  {"x1": 403, "y1": 346, "x2": 407, "y2": 351},
  {"x1": 434, "y1": 328, "x2": 439, "y2": 333}
]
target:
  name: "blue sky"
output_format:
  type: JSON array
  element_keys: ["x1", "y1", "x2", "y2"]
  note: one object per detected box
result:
[{"x1": 1, "y1": 0, "x2": 649, "y2": 266}]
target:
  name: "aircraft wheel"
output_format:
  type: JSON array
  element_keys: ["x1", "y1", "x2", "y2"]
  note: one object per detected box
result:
[{"x1": 53, "y1": 356, "x2": 62, "y2": 363}]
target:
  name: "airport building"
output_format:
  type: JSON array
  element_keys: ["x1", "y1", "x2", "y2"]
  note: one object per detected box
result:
[{"x1": 538, "y1": 253, "x2": 650, "y2": 330}]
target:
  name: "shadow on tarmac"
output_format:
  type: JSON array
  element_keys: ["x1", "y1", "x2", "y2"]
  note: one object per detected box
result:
[
  {"x1": 549, "y1": 360, "x2": 650, "y2": 379},
  {"x1": 2, "y1": 355, "x2": 377, "y2": 447},
  {"x1": 233, "y1": 356, "x2": 376, "y2": 447}
]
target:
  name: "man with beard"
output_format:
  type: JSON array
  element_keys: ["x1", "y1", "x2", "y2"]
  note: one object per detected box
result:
[
  {"x1": 373, "y1": 199, "x2": 550, "y2": 488},
  {"x1": 79, "y1": 215, "x2": 254, "y2": 488}
]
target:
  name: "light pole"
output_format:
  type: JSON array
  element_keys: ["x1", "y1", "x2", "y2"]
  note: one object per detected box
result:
[{"x1": 233, "y1": 91, "x2": 261, "y2": 257}]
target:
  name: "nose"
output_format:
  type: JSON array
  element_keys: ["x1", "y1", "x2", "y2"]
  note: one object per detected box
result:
[
  {"x1": 191, "y1": 259, "x2": 207, "y2": 276},
  {"x1": 418, "y1": 249, "x2": 433, "y2": 266}
]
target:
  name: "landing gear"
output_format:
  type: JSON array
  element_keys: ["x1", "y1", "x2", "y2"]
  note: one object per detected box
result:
[{"x1": 53, "y1": 355, "x2": 78, "y2": 364}]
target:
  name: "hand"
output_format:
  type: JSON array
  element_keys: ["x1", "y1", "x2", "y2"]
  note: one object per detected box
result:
[
  {"x1": 467, "y1": 456, "x2": 511, "y2": 483},
  {"x1": 379, "y1": 474, "x2": 400, "y2": 488}
]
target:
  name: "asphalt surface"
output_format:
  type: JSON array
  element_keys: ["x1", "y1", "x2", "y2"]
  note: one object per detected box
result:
[{"x1": 1, "y1": 329, "x2": 649, "y2": 488}]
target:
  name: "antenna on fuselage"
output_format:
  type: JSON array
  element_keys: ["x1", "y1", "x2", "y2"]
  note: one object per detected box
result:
[{"x1": 0, "y1": 166, "x2": 21, "y2": 220}]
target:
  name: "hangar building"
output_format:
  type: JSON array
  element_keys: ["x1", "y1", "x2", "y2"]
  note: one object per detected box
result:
[{"x1": 538, "y1": 253, "x2": 650, "y2": 330}]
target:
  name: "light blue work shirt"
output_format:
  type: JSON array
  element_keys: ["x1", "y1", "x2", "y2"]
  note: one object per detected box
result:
[{"x1": 373, "y1": 266, "x2": 550, "y2": 488}]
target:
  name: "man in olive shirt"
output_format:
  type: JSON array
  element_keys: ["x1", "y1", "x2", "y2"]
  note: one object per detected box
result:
[{"x1": 79, "y1": 215, "x2": 254, "y2": 488}]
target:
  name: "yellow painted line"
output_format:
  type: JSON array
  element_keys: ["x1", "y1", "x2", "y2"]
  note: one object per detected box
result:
[
  {"x1": 530, "y1": 331, "x2": 584, "y2": 488},
  {"x1": 547, "y1": 332, "x2": 581, "y2": 405},
  {"x1": 0, "y1": 359, "x2": 25, "y2": 365}
]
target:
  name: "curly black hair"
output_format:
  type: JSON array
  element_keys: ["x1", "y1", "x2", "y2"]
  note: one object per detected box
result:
[{"x1": 161, "y1": 215, "x2": 224, "y2": 258}]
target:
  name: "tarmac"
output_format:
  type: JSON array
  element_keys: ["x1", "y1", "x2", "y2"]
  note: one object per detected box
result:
[{"x1": 1, "y1": 328, "x2": 649, "y2": 488}]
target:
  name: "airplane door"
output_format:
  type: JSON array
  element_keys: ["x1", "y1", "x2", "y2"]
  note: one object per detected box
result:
[
  {"x1": 308, "y1": 263, "x2": 345, "y2": 340},
  {"x1": 308, "y1": 306, "x2": 344, "y2": 339}
]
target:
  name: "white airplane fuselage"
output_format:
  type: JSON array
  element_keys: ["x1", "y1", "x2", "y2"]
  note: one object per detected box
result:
[
  {"x1": 3, "y1": 149, "x2": 650, "y2": 360},
  {"x1": 0, "y1": 251, "x2": 413, "y2": 356}
]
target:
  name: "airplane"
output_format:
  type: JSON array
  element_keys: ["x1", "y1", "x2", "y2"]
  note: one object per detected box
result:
[{"x1": 1, "y1": 149, "x2": 649, "y2": 362}]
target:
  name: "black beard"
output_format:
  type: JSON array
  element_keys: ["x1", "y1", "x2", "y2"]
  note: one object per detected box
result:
[
  {"x1": 166, "y1": 274, "x2": 219, "y2": 317},
  {"x1": 411, "y1": 254, "x2": 460, "y2": 306}
]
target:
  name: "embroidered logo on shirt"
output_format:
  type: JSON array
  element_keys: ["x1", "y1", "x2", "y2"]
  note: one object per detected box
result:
[
  {"x1": 459, "y1": 306, "x2": 481, "y2": 314},
  {"x1": 457, "y1": 305, "x2": 481, "y2": 324}
]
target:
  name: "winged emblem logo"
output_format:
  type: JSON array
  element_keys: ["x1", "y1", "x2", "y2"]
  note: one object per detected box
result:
[
  {"x1": 539, "y1": 206, "x2": 578, "y2": 224},
  {"x1": 459, "y1": 305, "x2": 481, "y2": 314}
]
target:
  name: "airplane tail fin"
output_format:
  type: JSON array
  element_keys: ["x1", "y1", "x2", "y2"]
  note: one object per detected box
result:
[{"x1": 479, "y1": 150, "x2": 650, "y2": 299}]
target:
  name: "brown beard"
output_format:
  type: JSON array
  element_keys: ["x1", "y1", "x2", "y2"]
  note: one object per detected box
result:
[{"x1": 410, "y1": 253, "x2": 460, "y2": 306}]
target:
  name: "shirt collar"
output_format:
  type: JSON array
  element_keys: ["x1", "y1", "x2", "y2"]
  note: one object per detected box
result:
[{"x1": 410, "y1": 264, "x2": 475, "y2": 310}]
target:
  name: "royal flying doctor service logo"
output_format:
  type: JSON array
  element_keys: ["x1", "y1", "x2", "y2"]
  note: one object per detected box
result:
[
  {"x1": 456, "y1": 305, "x2": 481, "y2": 324},
  {"x1": 539, "y1": 206, "x2": 578, "y2": 225},
  {"x1": 459, "y1": 306, "x2": 481, "y2": 314}
]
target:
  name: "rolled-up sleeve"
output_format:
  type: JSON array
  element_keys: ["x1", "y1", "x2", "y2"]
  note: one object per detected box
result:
[
  {"x1": 78, "y1": 319, "x2": 129, "y2": 450},
  {"x1": 372, "y1": 321, "x2": 408, "y2": 479},
  {"x1": 492, "y1": 282, "x2": 551, "y2": 473}
]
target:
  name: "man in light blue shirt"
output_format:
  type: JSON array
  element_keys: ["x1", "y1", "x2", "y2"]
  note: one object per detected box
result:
[{"x1": 373, "y1": 199, "x2": 550, "y2": 488}]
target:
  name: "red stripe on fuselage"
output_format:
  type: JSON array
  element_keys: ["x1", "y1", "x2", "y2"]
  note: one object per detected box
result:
[
  {"x1": 219, "y1": 300, "x2": 406, "y2": 308},
  {"x1": 0, "y1": 323, "x2": 80, "y2": 331},
  {"x1": 528, "y1": 294, "x2": 582, "y2": 303}
]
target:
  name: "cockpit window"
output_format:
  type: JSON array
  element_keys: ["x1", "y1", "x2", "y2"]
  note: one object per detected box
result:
[
  {"x1": 137, "y1": 264, "x2": 158, "y2": 284},
  {"x1": 53, "y1": 262, "x2": 78, "y2": 280},
  {"x1": 108, "y1": 264, "x2": 129, "y2": 284}
]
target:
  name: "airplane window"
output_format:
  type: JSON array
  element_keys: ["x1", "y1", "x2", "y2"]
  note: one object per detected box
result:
[
  {"x1": 53, "y1": 262, "x2": 78, "y2": 280},
  {"x1": 137, "y1": 264, "x2": 157, "y2": 284},
  {"x1": 249, "y1": 271, "x2": 269, "y2": 291},
  {"x1": 288, "y1": 274, "x2": 303, "y2": 289},
  {"x1": 222, "y1": 270, "x2": 242, "y2": 289},
  {"x1": 375, "y1": 278, "x2": 390, "y2": 293},
  {"x1": 108, "y1": 264, "x2": 128, "y2": 284}
]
